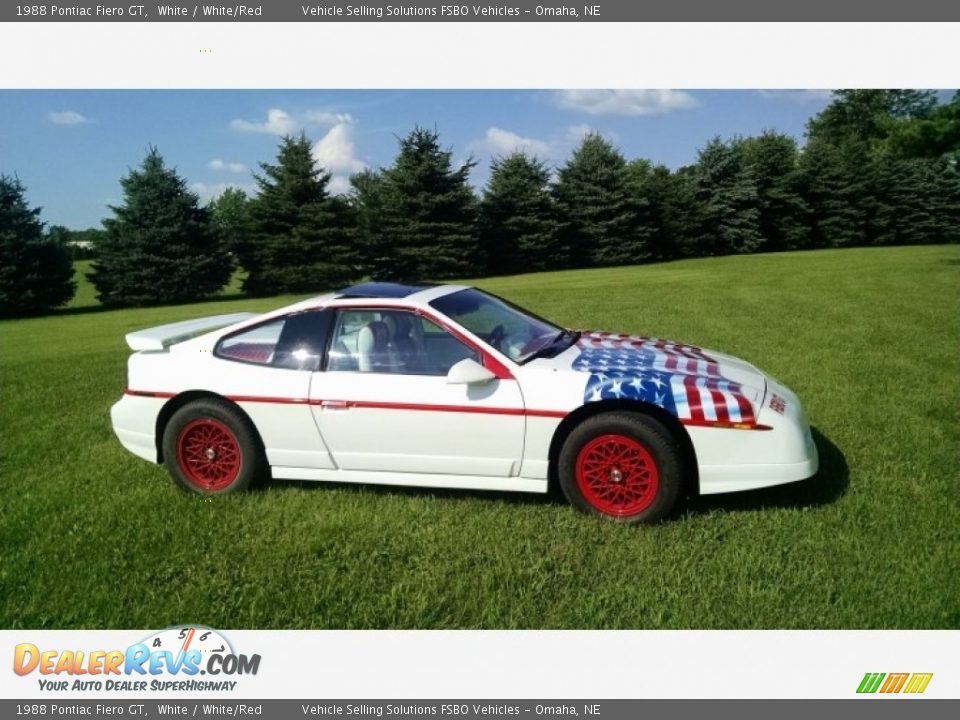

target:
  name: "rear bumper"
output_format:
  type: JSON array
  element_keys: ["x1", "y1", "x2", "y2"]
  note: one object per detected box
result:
[{"x1": 110, "y1": 394, "x2": 165, "y2": 463}]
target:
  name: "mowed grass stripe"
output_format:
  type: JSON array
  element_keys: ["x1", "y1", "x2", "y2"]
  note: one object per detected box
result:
[{"x1": 1, "y1": 245, "x2": 958, "y2": 628}]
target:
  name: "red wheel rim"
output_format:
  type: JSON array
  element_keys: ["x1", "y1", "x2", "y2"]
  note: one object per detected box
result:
[
  {"x1": 575, "y1": 434, "x2": 659, "y2": 517},
  {"x1": 176, "y1": 419, "x2": 241, "y2": 491}
]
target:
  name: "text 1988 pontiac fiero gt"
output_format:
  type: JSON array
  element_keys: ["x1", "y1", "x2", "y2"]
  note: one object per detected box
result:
[{"x1": 111, "y1": 282, "x2": 818, "y2": 523}]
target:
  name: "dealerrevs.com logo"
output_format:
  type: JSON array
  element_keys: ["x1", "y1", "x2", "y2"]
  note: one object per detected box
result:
[
  {"x1": 857, "y1": 672, "x2": 933, "y2": 695},
  {"x1": 13, "y1": 626, "x2": 261, "y2": 692}
]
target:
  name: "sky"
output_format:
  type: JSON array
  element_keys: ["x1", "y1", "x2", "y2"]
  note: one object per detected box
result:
[{"x1": 0, "y1": 89, "x2": 844, "y2": 230}]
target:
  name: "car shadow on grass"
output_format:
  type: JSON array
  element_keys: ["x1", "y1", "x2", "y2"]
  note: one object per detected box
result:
[
  {"x1": 275, "y1": 477, "x2": 568, "y2": 510},
  {"x1": 682, "y1": 426, "x2": 848, "y2": 517}
]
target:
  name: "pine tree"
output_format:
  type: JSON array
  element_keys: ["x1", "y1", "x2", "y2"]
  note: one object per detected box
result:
[
  {"x1": 666, "y1": 166, "x2": 704, "y2": 258},
  {"x1": 799, "y1": 138, "x2": 867, "y2": 248},
  {"x1": 208, "y1": 186, "x2": 252, "y2": 272},
  {"x1": 0, "y1": 175, "x2": 76, "y2": 317},
  {"x1": 929, "y1": 161, "x2": 960, "y2": 244},
  {"x1": 867, "y1": 156, "x2": 960, "y2": 245},
  {"x1": 553, "y1": 134, "x2": 652, "y2": 268},
  {"x1": 90, "y1": 149, "x2": 229, "y2": 307},
  {"x1": 625, "y1": 160, "x2": 699, "y2": 261},
  {"x1": 245, "y1": 134, "x2": 358, "y2": 296},
  {"x1": 692, "y1": 137, "x2": 763, "y2": 255},
  {"x1": 372, "y1": 127, "x2": 478, "y2": 280},
  {"x1": 349, "y1": 169, "x2": 392, "y2": 280},
  {"x1": 739, "y1": 131, "x2": 810, "y2": 251},
  {"x1": 479, "y1": 152, "x2": 562, "y2": 274}
]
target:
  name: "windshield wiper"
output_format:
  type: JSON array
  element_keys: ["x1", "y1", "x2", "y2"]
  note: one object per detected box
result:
[
  {"x1": 553, "y1": 329, "x2": 581, "y2": 347},
  {"x1": 519, "y1": 329, "x2": 581, "y2": 364}
]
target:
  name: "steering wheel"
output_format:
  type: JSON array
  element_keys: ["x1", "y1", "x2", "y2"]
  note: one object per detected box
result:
[{"x1": 487, "y1": 324, "x2": 506, "y2": 351}]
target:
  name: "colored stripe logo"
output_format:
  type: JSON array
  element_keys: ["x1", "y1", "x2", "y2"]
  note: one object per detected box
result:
[{"x1": 857, "y1": 672, "x2": 933, "y2": 694}]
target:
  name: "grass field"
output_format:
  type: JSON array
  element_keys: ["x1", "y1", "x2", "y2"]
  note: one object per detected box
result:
[{"x1": 2, "y1": 246, "x2": 958, "y2": 629}]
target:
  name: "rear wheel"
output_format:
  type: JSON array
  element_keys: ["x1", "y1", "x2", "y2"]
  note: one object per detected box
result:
[
  {"x1": 162, "y1": 398, "x2": 265, "y2": 494},
  {"x1": 559, "y1": 412, "x2": 683, "y2": 524}
]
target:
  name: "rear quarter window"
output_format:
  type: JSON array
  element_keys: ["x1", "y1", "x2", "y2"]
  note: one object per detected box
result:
[
  {"x1": 215, "y1": 310, "x2": 331, "y2": 371},
  {"x1": 217, "y1": 320, "x2": 284, "y2": 365}
]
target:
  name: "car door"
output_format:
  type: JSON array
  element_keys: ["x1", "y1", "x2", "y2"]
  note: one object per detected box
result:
[
  {"x1": 213, "y1": 310, "x2": 337, "y2": 470},
  {"x1": 309, "y1": 306, "x2": 526, "y2": 478}
]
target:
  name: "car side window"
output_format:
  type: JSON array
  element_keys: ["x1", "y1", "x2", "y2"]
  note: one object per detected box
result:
[
  {"x1": 216, "y1": 311, "x2": 331, "y2": 371},
  {"x1": 326, "y1": 309, "x2": 480, "y2": 376}
]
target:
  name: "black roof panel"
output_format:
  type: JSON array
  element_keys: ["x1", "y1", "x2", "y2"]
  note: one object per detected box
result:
[{"x1": 335, "y1": 281, "x2": 436, "y2": 299}]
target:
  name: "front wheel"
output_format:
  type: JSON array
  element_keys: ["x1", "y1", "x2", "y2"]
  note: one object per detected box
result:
[
  {"x1": 558, "y1": 412, "x2": 683, "y2": 524},
  {"x1": 162, "y1": 398, "x2": 266, "y2": 494}
]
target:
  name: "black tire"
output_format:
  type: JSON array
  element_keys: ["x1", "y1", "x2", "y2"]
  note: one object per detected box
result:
[
  {"x1": 558, "y1": 412, "x2": 684, "y2": 524},
  {"x1": 162, "y1": 398, "x2": 266, "y2": 495}
]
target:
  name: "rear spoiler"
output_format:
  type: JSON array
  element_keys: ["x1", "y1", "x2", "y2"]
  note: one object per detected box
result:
[{"x1": 125, "y1": 312, "x2": 257, "y2": 351}]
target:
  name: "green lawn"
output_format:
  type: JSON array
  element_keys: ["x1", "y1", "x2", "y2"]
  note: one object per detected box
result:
[{"x1": 2, "y1": 246, "x2": 958, "y2": 629}]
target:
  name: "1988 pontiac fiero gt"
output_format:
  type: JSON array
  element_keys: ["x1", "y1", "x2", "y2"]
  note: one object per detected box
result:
[{"x1": 111, "y1": 282, "x2": 818, "y2": 523}]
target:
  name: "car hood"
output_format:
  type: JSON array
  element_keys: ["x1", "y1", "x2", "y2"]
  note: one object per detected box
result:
[{"x1": 557, "y1": 330, "x2": 767, "y2": 425}]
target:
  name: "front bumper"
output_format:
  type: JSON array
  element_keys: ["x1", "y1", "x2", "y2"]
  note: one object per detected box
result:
[{"x1": 691, "y1": 377, "x2": 819, "y2": 495}]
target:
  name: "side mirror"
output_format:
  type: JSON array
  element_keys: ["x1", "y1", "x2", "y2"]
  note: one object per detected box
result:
[{"x1": 446, "y1": 358, "x2": 496, "y2": 385}]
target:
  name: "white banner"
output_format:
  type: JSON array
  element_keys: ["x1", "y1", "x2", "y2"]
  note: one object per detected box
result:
[{"x1": 1, "y1": 629, "x2": 956, "y2": 699}]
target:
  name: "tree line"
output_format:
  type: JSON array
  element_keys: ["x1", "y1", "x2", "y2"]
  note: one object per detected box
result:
[{"x1": 2, "y1": 90, "x2": 958, "y2": 316}]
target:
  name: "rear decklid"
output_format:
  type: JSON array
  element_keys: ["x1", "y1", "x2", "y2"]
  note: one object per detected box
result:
[{"x1": 124, "y1": 313, "x2": 256, "y2": 351}]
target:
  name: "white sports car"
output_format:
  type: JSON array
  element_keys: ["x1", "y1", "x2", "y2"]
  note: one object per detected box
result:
[{"x1": 111, "y1": 282, "x2": 818, "y2": 523}]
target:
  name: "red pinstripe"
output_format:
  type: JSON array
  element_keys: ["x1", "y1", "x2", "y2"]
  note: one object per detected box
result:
[
  {"x1": 123, "y1": 391, "x2": 766, "y2": 428},
  {"x1": 123, "y1": 389, "x2": 176, "y2": 398}
]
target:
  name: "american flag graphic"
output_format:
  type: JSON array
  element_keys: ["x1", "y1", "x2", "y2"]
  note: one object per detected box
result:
[{"x1": 572, "y1": 331, "x2": 756, "y2": 424}]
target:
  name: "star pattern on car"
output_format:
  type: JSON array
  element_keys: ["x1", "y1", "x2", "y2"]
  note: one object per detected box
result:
[{"x1": 573, "y1": 332, "x2": 755, "y2": 423}]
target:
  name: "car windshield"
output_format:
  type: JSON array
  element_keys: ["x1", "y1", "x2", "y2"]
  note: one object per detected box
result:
[{"x1": 430, "y1": 288, "x2": 566, "y2": 363}]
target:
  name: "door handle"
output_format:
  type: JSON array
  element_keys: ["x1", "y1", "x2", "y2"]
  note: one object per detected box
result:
[{"x1": 320, "y1": 400, "x2": 350, "y2": 410}]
